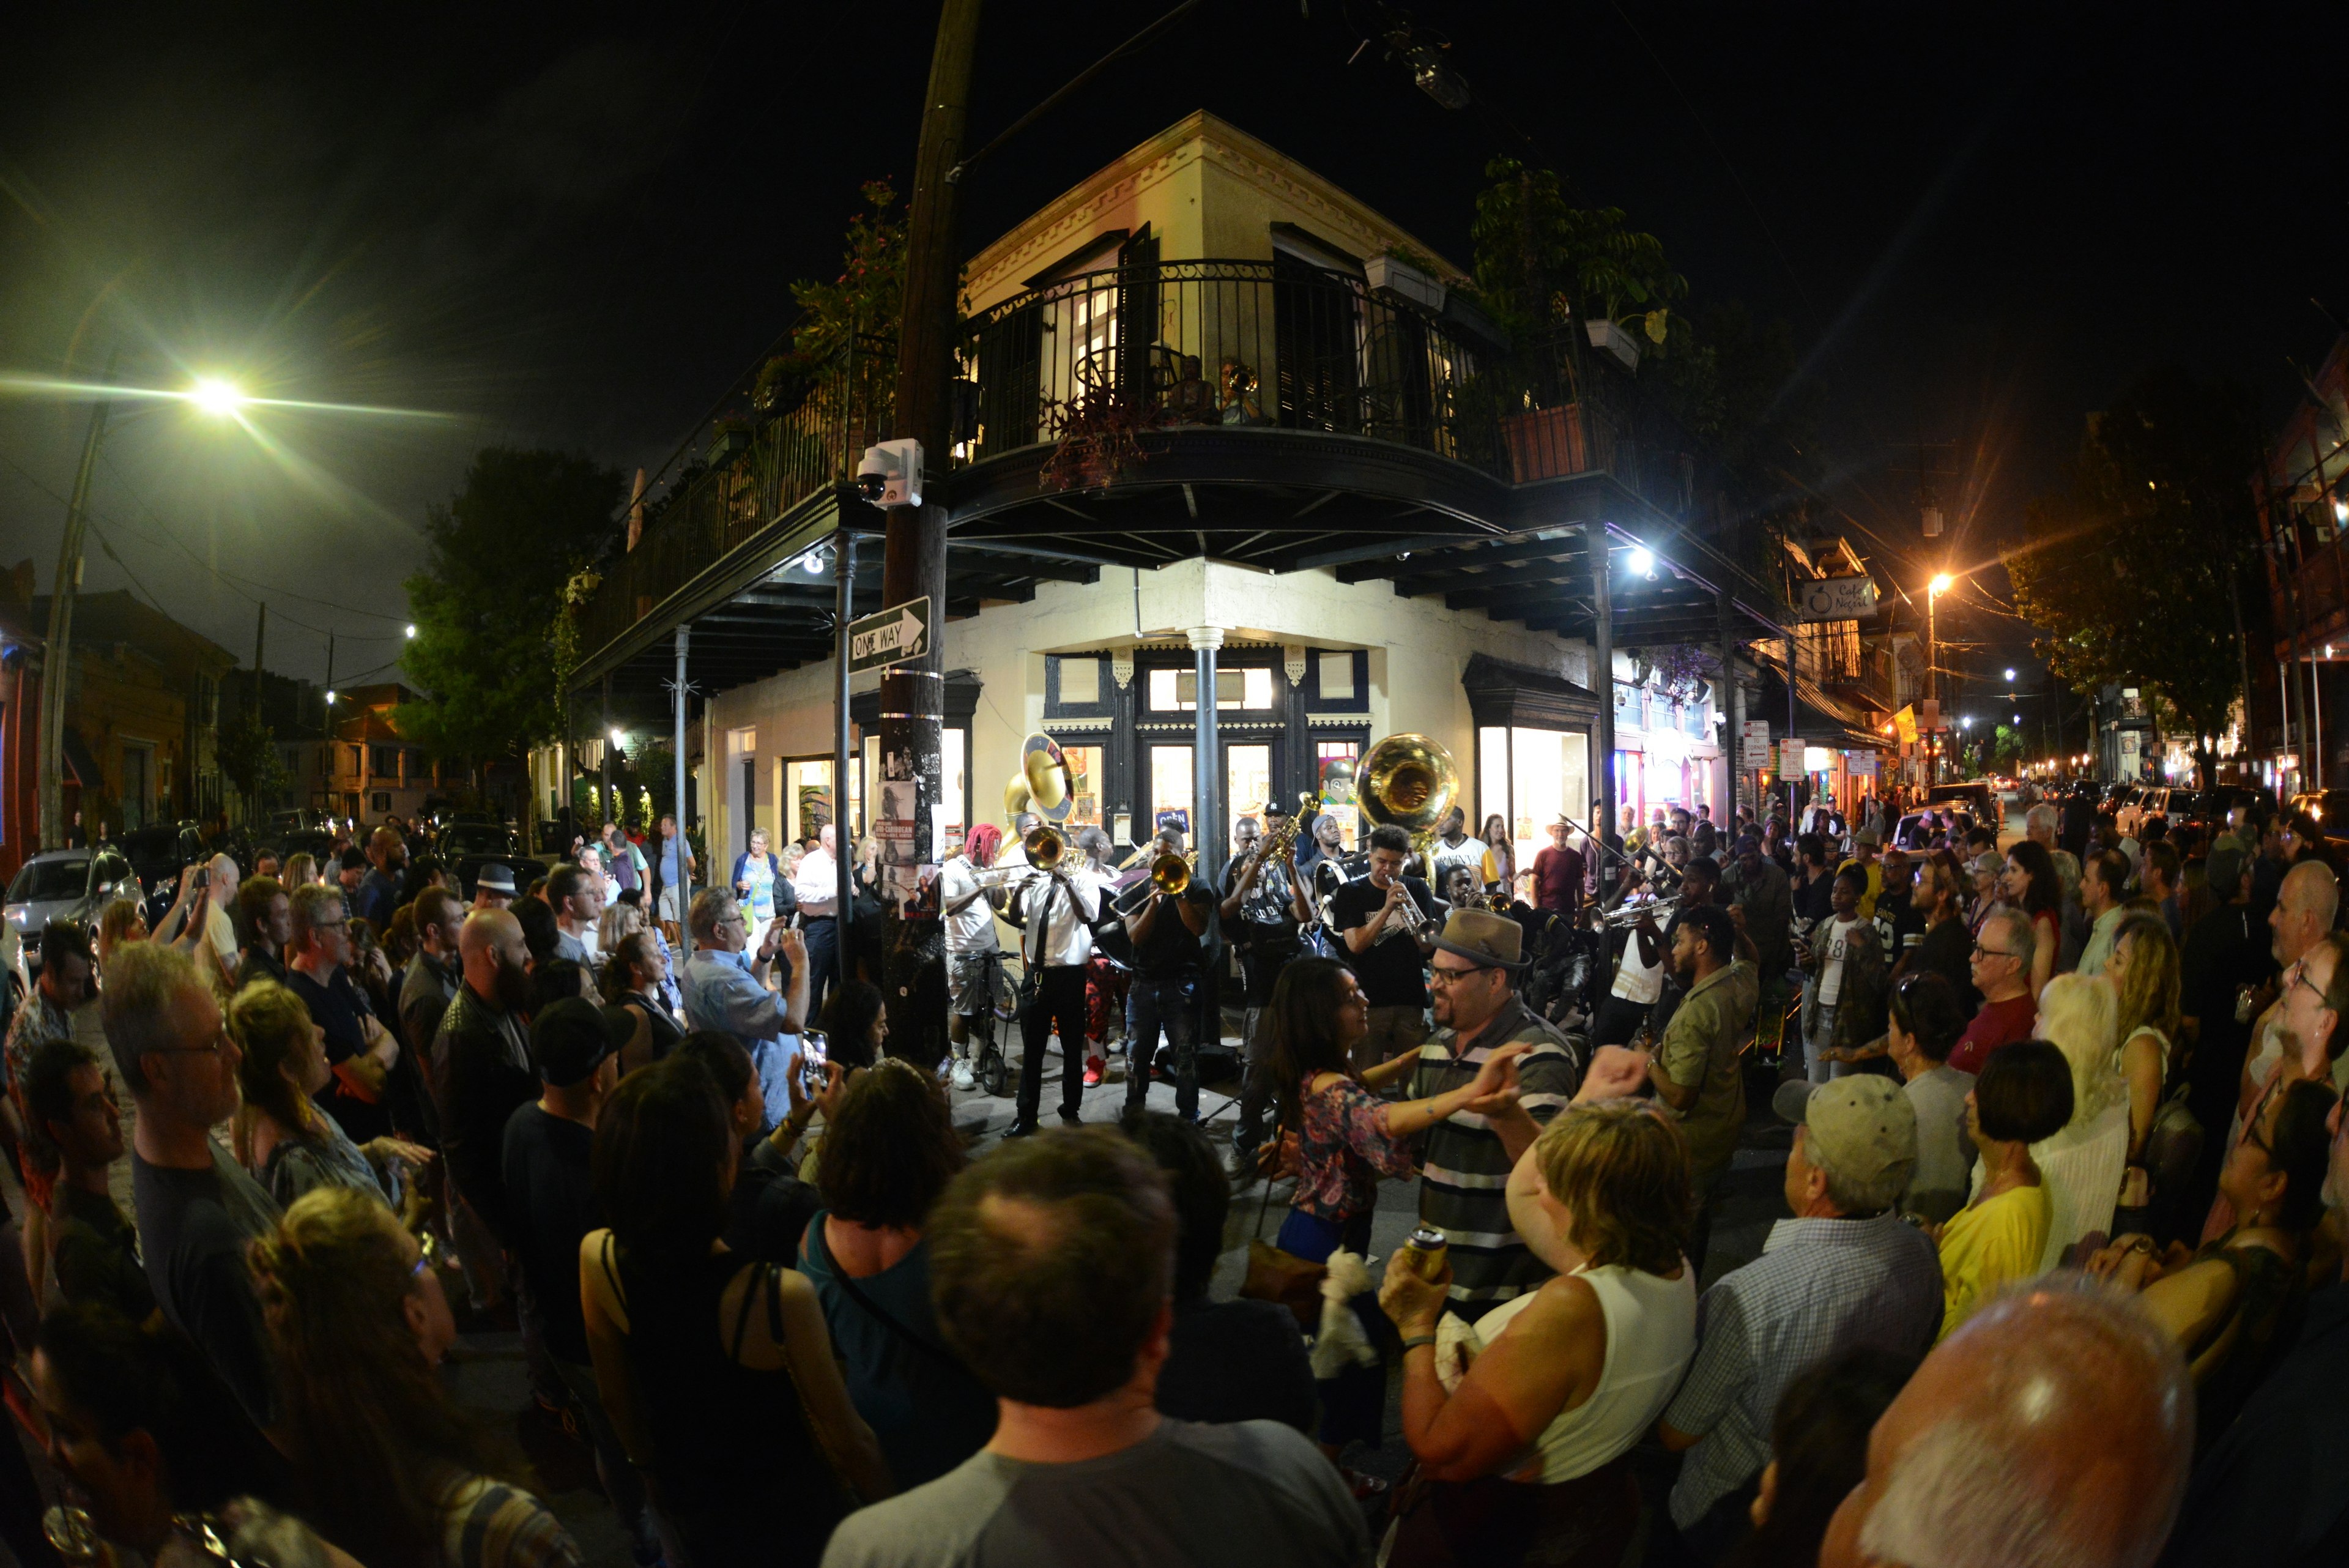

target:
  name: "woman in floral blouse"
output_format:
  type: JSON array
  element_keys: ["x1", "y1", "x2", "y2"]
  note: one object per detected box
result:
[
  {"x1": 1267, "y1": 956, "x2": 1525, "y2": 1260},
  {"x1": 1266, "y1": 956, "x2": 1523, "y2": 1465}
]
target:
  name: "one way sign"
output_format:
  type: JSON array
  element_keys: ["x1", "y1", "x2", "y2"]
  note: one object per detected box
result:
[{"x1": 847, "y1": 596, "x2": 932, "y2": 674}]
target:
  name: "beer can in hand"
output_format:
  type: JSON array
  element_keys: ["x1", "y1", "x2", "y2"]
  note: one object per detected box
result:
[{"x1": 1400, "y1": 1226, "x2": 1449, "y2": 1282}]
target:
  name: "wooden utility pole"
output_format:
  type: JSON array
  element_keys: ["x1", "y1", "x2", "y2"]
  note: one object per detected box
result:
[
  {"x1": 880, "y1": 0, "x2": 982, "y2": 1063},
  {"x1": 37, "y1": 352, "x2": 119, "y2": 850}
]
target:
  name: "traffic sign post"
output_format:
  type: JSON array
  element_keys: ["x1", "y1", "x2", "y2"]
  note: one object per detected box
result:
[{"x1": 848, "y1": 596, "x2": 933, "y2": 675}]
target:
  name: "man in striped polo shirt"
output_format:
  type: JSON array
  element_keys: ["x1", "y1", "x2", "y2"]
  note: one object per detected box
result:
[{"x1": 1410, "y1": 908, "x2": 1586, "y2": 1310}]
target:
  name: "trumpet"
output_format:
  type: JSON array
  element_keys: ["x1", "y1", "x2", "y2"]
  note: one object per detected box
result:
[
  {"x1": 1379, "y1": 875, "x2": 1433, "y2": 940},
  {"x1": 1596, "y1": 895, "x2": 1680, "y2": 929}
]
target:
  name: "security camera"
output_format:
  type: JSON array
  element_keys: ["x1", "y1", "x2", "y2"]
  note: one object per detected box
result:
[{"x1": 855, "y1": 438, "x2": 923, "y2": 509}]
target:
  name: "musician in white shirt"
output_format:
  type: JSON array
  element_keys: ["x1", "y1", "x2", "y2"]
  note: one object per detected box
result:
[
  {"x1": 1006, "y1": 830, "x2": 1103, "y2": 1136},
  {"x1": 790, "y1": 822, "x2": 843, "y2": 1023},
  {"x1": 940, "y1": 823, "x2": 1009, "y2": 1091}
]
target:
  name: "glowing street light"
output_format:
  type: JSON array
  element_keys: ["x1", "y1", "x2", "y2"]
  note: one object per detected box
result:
[
  {"x1": 187, "y1": 377, "x2": 248, "y2": 417},
  {"x1": 1627, "y1": 546, "x2": 1657, "y2": 578},
  {"x1": 609, "y1": 727, "x2": 627, "y2": 749},
  {"x1": 1929, "y1": 573, "x2": 1953, "y2": 596},
  {"x1": 404, "y1": 623, "x2": 418, "y2": 639},
  {"x1": 2005, "y1": 667, "x2": 2017, "y2": 682}
]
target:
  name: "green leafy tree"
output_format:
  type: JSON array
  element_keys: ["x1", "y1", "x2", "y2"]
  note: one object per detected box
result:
[
  {"x1": 753, "y1": 180, "x2": 906, "y2": 418},
  {"x1": 218, "y1": 712, "x2": 290, "y2": 818},
  {"x1": 398, "y1": 448, "x2": 625, "y2": 782},
  {"x1": 1469, "y1": 159, "x2": 1687, "y2": 345},
  {"x1": 2005, "y1": 370, "x2": 2262, "y2": 787}
]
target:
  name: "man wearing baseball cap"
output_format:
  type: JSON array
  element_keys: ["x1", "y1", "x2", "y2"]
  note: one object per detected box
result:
[
  {"x1": 1408, "y1": 908, "x2": 1583, "y2": 1309},
  {"x1": 500, "y1": 997, "x2": 659, "y2": 1560},
  {"x1": 1655, "y1": 1076, "x2": 1942, "y2": 1556}
]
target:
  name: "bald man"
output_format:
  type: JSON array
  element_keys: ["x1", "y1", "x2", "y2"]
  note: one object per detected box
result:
[
  {"x1": 1820, "y1": 1285, "x2": 2193, "y2": 1568},
  {"x1": 429, "y1": 909, "x2": 538, "y2": 1257}
]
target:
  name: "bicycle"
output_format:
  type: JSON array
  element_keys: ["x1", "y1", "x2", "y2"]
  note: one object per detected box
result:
[{"x1": 961, "y1": 946, "x2": 1020, "y2": 1097}]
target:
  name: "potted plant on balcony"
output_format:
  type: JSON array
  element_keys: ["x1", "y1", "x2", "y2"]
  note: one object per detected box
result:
[
  {"x1": 707, "y1": 417, "x2": 754, "y2": 467},
  {"x1": 1365, "y1": 247, "x2": 1447, "y2": 313},
  {"x1": 1039, "y1": 388, "x2": 1173, "y2": 492}
]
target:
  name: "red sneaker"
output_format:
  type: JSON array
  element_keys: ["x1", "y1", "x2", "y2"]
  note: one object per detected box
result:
[{"x1": 1083, "y1": 1055, "x2": 1105, "y2": 1087}]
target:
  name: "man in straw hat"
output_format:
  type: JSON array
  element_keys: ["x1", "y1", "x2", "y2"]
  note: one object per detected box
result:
[{"x1": 1409, "y1": 908, "x2": 1586, "y2": 1310}]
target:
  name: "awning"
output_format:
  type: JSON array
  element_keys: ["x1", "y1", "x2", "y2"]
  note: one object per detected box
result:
[
  {"x1": 1461, "y1": 652, "x2": 1602, "y2": 730},
  {"x1": 1755, "y1": 669, "x2": 1889, "y2": 754},
  {"x1": 61, "y1": 726, "x2": 100, "y2": 789}
]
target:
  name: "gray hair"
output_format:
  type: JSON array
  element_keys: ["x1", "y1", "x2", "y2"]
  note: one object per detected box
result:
[
  {"x1": 688, "y1": 887, "x2": 737, "y2": 942},
  {"x1": 1987, "y1": 904, "x2": 2036, "y2": 971},
  {"x1": 288, "y1": 882, "x2": 346, "y2": 949},
  {"x1": 1805, "y1": 1126, "x2": 1915, "y2": 1216},
  {"x1": 2024, "y1": 803, "x2": 2057, "y2": 839},
  {"x1": 100, "y1": 942, "x2": 208, "y2": 1098}
]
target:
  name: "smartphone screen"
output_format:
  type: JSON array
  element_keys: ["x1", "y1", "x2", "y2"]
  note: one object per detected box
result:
[{"x1": 801, "y1": 1031, "x2": 828, "y2": 1067}]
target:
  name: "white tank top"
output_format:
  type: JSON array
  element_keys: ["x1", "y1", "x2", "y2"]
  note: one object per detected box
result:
[{"x1": 1471, "y1": 1261, "x2": 1696, "y2": 1484}]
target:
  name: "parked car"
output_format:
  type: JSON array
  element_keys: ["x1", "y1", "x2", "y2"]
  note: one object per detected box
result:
[
  {"x1": 2103, "y1": 782, "x2": 2142, "y2": 818},
  {"x1": 4, "y1": 849, "x2": 141, "y2": 979},
  {"x1": 2176, "y1": 786, "x2": 2260, "y2": 839},
  {"x1": 438, "y1": 820, "x2": 546, "y2": 900},
  {"x1": 1923, "y1": 781, "x2": 2003, "y2": 832},
  {"x1": 2117, "y1": 786, "x2": 2186, "y2": 839}
]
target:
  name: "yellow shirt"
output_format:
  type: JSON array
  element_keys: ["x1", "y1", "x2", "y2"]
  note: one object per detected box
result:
[{"x1": 1935, "y1": 1180, "x2": 2052, "y2": 1342}]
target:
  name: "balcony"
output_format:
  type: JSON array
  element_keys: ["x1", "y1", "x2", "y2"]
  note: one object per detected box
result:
[{"x1": 576, "y1": 260, "x2": 1700, "y2": 669}]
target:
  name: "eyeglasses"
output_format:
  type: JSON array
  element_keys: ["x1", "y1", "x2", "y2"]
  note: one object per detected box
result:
[
  {"x1": 1970, "y1": 942, "x2": 2020, "y2": 960},
  {"x1": 2290, "y1": 966, "x2": 2324, "y2": 1004},
  {"x1": 1428, "y1": 963, "x2": 1494, "y2": 987}
]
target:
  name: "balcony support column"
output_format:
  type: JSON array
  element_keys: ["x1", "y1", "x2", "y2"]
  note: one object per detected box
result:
[
  {"x1": 600, "y1": 672, "x2": 613, "y2": 832},
  {"x1": 1719, "y1": 585, "x2": 1742, "y2": 825},
  {"x1": 1590, "y1": 527, "x2": 1616, "y2": 852},
  {"x1": 674, "y1": 621, "x2": 692, "y2": 963},
  {"x1": 1191, "y1": 627, "x2": 1223, "y2": 878}
]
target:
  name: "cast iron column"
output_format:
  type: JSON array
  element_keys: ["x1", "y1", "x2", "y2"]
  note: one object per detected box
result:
[
  {"x1": 1590, "y1": 529, "x2": 1616, "y2": 844},
  {"x1": 1190, "y1": 628, "x2": 1223, "y2": 872},
  {"x1": 674, "y1": 622, "x2": 692, "y2": 962}
]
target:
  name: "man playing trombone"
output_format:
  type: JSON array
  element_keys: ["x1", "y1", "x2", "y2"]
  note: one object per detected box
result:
[
  {"x1": 1223, "y1": 801, "x2": 1315, "y2": 1169},
  {"x1": 1118, "y1": 832, "x2": 1212, "y2": 1121}
]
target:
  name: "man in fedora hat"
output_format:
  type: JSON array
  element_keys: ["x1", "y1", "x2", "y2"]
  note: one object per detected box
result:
[
  {"x1": 472, "y1": 862, "x2": 518, "y2": 913},
  {"x1": 1410, "y1": 907, "x2": 1585, "y2": 1310}
]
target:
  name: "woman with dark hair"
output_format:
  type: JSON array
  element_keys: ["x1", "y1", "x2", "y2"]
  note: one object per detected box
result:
[
  {"x1": 800, "y1": 1060, "x2": 995, "y2": 1487},
  {"x1": 227, "y1": 980, "x2": 431, "y2": 1210},
  {"x1": 1264, "y1": 956, "x2": 1524, "y2": 1463},
  {"x1": 2089, "y1": 1076, "x2": 2339, "y2": 1446},
  {"x1": 1885, "y1": 973, "x2": 1977, "y2": 1222},
  {"x1": 1267, "y1": 956, "x2": 1526, "y2": 1260},
  {"x1": 1479, "y1": 812, "x2": 1516, "y2": 901},
  {"x1": 815, "y1": 979, "x2": 887, "y2": 1071},
  {"x1": 1999, "y1": 839, "x2": 2063, "y2": 999},
  {"x1": 672, "y1": 1030, "x2": 826, "y2": 1263},
  {"x1": 1720, "y1": 1346, "x2": 1917, "y2": 1568},
  {"x1": 249, "y1": 1187, "x2": 578, "y2": 1567},
  {"x1": 512, "y1": 896, "x2": 560, "y2": 972},
  {"x1": 599, "y1": 929, "x2": 681, "y2": 1071},
  {"x1": 1122, "y1": 1109, "x2": 1315, "y2": 1434},
  {"x1": 1932, "y1": 1039, "x2": 2075, "y2": 1340},
  {"x1": 580, "y1": 1058, "x2": 886, "y2": 1562},
  {"x1": 1378, "y1": 1099, "x2": 1698, "y2": 1567}
]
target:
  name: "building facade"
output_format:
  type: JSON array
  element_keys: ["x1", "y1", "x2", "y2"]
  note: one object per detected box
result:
[
  {"x1": 2257, "y1": 329, "x2": 2349, "y2": 794},
  {"x1": 557, "y1": 114, "x2": 1789, "y2": 896}
]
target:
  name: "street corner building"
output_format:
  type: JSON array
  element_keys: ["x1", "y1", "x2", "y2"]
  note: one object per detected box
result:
[{"x1": 538, "y1": 114, "x2": 1906, "y2": 878}]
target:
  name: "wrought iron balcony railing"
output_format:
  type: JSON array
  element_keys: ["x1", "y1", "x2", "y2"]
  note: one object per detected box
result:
[{"x1": 576, "y1": 260, "x2": 1700, "y2": 661}]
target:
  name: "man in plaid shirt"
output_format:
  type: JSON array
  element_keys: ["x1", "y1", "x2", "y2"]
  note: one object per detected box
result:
[
  {"x1": 1409, "y1": 910, "x2": 1583, "y2": 1309},
  {"x1": 1657, "y1": 1077, "x2": 1942, "y2": 1557}
]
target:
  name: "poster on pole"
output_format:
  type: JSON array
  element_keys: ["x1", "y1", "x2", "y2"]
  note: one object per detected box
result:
[{"x1": 1740, "y1": 720, "x2": 1772, "y2": 770}]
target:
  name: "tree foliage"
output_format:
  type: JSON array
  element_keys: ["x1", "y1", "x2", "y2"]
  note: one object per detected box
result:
[
  {"x1": 398, "y1": 448, "x2": 625, "y2": 766},
  {"x1": 754, "y1": 179, "x2": 906, "y2": 417},
  {"x1": 2005, "y1": 369, "x2": 2263, "y2": 779},
  {"x1": 218, "y1": 711, "x2": 289, "y2": 813}
]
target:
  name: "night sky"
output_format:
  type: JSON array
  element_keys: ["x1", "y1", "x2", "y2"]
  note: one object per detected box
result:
[{"x1": 4, "y1": 2, "x2": 2342, "y2": 707}]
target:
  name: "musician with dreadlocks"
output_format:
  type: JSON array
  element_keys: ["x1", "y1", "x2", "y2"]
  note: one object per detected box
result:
[{"x1": 940, "y1": 823, "x2": 1006, "y2": 1091}]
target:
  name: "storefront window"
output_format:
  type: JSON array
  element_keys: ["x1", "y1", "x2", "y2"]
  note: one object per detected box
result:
[
  {"x1": 784, "y1": 760, "x2": 833, "y2": 845},
  {"x1": 1476, "y1": 727, "x2": 1589, "y2": 890},
  {"x1": 1150, "y1": 745, "x2": 1193, "y2": 838},
  {"x1": 1315, "y1": 740, "x2": 1361, "y2": 851},
  {"x1": 1226, "y1": 744, "x2": 1271, "y2": 853},
  {"x1": 1056, "y1": 742, "x2": 1104, "y2": 829}
]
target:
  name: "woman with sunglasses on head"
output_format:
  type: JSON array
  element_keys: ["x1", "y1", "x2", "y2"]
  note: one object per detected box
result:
[{"x1": 1998, "y1": 839, "x2": 2065, "y2": 1001}]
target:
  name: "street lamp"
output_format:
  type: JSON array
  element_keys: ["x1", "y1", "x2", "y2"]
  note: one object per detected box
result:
[
  {"x1": 404, "y1": 623, "x2": 418, "y2": 639},
  {"x1": 1627, "y1": 545, "x2": 1657, "y2": 579},
  {"x1": 1926, "y1": 573, "x2": 1954, "y2": 787},
  {"x1": 187, "y1": 377, "x2": 248, "y2": 417},
  {"x1": 2005, "y1": 667, "x2": 2016, "y2": 683}
]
